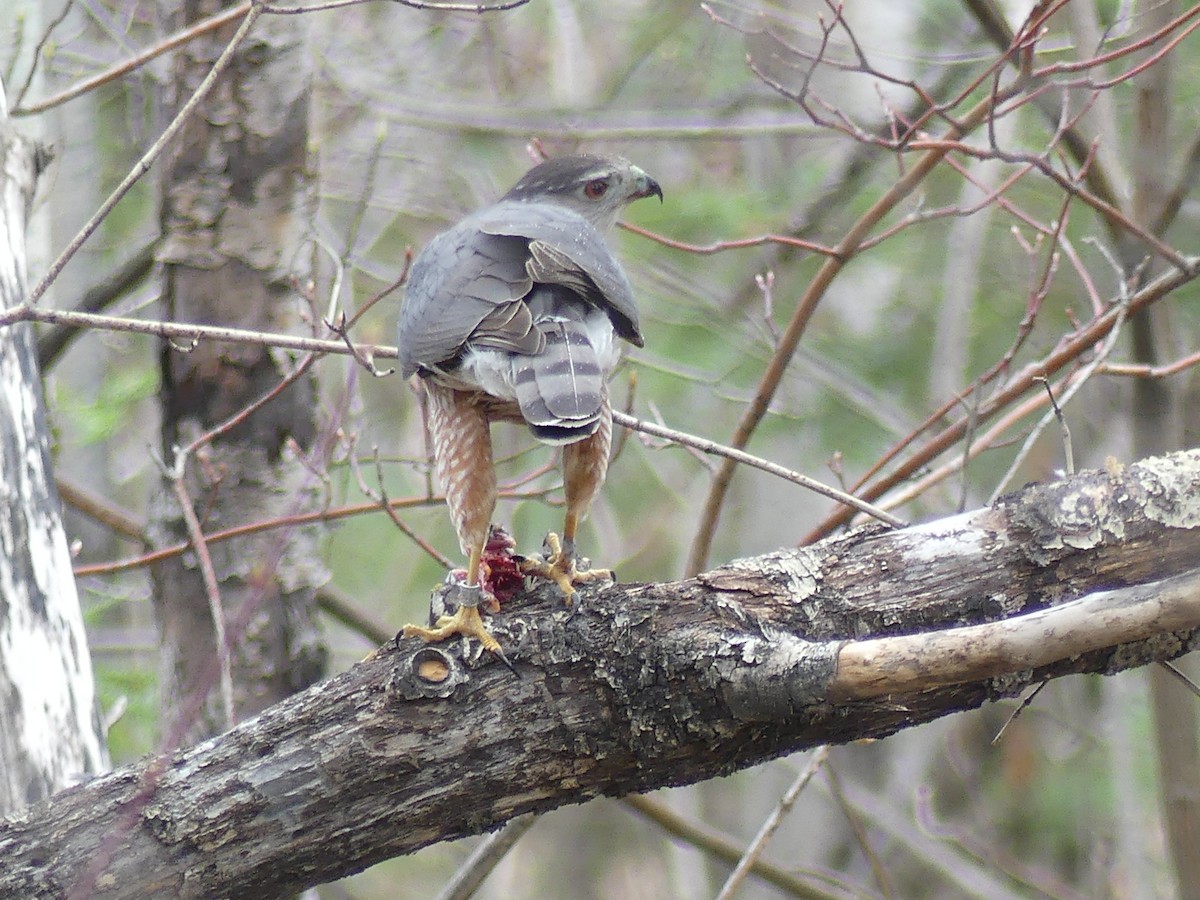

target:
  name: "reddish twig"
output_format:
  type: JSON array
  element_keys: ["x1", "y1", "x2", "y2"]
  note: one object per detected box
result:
[
  {"x1": 619, "y1": 223, "x2": 837, "y2": 258},
  {"x1": 686, "y1": 66, "x2": 1029, "y2": 575},
  {"x1": 167, "y1": 461, "x2": 236, "y2": 730},
  {"x1": 24, "y1": 5, "x2": 264, "y2": 306},
  {"x1": 14, "y1": 4, "x2": 251, "y2": 116},
  {"x1": 1101, "y1": 350, "x2": 1200, "y2": 380},
  {"x1": 350, "y1": 443, "x2": 452, "y2": 570},
  {"x1": 804, "y1": 260, "x2": 1198, "y2": 542},
  {"x1": 182, "y1": 356, "x2": 320, "y2": 458},
  {"x1": 261, "y1": 0, "x2": 529, "y2": 12},
  {"x1": 72, "y1": 490, "x2": 547, "y2": 577},
  {"x1": 1027, "y1": 5, "x2": 1200, "y2": 82}
]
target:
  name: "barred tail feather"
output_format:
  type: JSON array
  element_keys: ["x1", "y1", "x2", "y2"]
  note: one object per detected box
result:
[{"x1": 513, "y1": 320, "x2": 604, "y2": 445}]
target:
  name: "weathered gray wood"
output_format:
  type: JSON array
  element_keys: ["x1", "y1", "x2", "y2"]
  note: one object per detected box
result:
[
  {"x1": 150, "y1": 3, "x2": 326, "y2": 743},
  {"x1": 0, "y1": 84, "x2": 108, "y2": 814},
  {"x1": 2, "y1": 450, "x2": 1199, "y2": 898}
]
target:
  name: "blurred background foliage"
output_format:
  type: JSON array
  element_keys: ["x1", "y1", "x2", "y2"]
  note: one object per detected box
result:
[{"x1": 4, "y1": 0, "x2": 1200, "y2": 896}]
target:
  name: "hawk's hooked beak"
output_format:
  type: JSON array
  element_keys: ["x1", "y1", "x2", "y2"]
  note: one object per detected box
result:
[{"x1": 631, "y1": 167, "x2": 663, "y2": 203}]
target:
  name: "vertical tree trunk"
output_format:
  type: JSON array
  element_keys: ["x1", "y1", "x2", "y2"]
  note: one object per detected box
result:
[
  {"x1": 1124, "y1": 4, "x2": 1200, "y2": 895},
  {"x1": 150, "y1": 3, "x2": 326, "y2": 744},
  {"x1": 0, "y1": 86, "x2": 108, "y2": 812}
]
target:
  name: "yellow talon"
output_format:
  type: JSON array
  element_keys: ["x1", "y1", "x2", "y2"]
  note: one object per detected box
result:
[
  {"x1": 402, "y1": 600, "x2": 501, "y2": 654},
  {"x1": 521, "y1": 532, "x2": 614, "y2": 603}
]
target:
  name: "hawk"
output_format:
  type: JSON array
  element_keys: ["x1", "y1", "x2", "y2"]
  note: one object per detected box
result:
[{"x1": 397, "y1": 155, "x2": 661, "y2": 653}]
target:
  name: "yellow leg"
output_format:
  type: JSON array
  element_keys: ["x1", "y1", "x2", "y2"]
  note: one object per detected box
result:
[
  {"x1": 401, "y1": 382, "x2": 506, "y2": 655},
  {"x1": 522, "y1": 507, "x2": 614, "y2": 603},
  {"x1": 562, "y1": 509, "x2": 580, "y2": 545},
  {"x1": 402, "y1": 542, "x2": 502, "y2": 653},
  {"x1": 521, "y1": 397, "x2": 616, "y2": 601}
]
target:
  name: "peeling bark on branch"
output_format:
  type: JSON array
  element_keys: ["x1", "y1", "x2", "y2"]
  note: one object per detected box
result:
[{"x1": 3, "y1": 451, "x2": 1200, "y2": 897}]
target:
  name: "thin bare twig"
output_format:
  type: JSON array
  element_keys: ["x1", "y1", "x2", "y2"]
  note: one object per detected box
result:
[
  {"x1": 1101, "y1": 349, "x2": 1200, "y2": 379},
  {"x1": 874, "y1": 381, "x2": 1056, "y2": 514},
  {"x1": 183, "y1": 356, "x2": 320, "y2": 457},
  {"x1": 261, "y1": 0, "x2": 529, "y2": 11},
  {"x1": 353, "y1": 445, "x2": 452, "y2": 570},
  {"x1": 715, "y1": 746, "x2": 831, "y2": 900},
  {"x1": 824, "y1": 762, "x2": 895, "y2": 898},
  {"x1": 55, "y1": 476, "x2": 147, "y2": 544},
  {"x1": 0, "y1": 304, "x2": 392, "y2": 359},
  {"x1": 72, "y1": 489, "x2": 549, "y2": 578},
  {"x1": 11, "y1": 0, "x2": 76, "y2": 110},
  {"x1": 612, "y1": 411, "x2": 904, "y2": 529},
  {"x1": 73, "y1": 496, "x2": 434, "y2": 576},
  {"x1": 14, "y1": 4, "x2": 251, "y2": 116},
  {"x1": 1039, "y1": 377, "x2": 1074, "y2": 476},
  {"x1": 167, "y1": 457, "x2": 236, "y2": 730},
  {"x1": 620, "y1": 222, "x2": 836, "y2": 258},
  {"x1": 992, "y1": 681, "x2": 1048, "y2": 745},
  {"x1": 1158, "y1": 660, "x2": 1200, "y2": 701},
  {"x1": 433, "y1": 815, "x2": 538, "y2": 900},
  {"x1": 25, "y1": 5, "x2": 264, "y2": 307},
  {"x1": 988, "y1": 276, "x2": 1131, "y2": 503},
  {"x1": 1028, "y1": 5, "x2": 1200, "y2": 83},
  {"x1": 687, "y1": 74, "x2": 1026, "y2": 573},
  {"x1": 36, "y1": 240, "x2": 159, "y2": 369},
  {"x1": 316, "y1": 584, "x2": 392, "y2": 646},
  {"x1": 621, "y1": 795, "x2": 856, "y2": 899},
  {"x1": 805, "y1": 259, "x2": 1198, "y2": 543}
]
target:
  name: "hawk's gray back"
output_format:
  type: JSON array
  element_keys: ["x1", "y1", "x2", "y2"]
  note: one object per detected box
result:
[{"x1": 397, "y1": 156, "x2": 658, "y2": 444}]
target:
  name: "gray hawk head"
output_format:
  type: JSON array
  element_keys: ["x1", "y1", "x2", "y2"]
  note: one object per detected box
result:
[
  {"x1": 500, "y1": 154, "x2": 663, "y2": 233},
  {"x1": 397, "y1": 155, "x2": 660, "y2": 442}
]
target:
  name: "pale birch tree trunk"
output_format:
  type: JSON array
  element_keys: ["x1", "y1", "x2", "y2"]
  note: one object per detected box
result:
[{"x1": 0, "y1": 80, "x2": 108, "y2": 813}]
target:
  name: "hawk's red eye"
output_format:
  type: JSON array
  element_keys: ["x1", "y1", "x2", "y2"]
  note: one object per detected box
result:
[{"x1": 584, "y1": 179, "x2": 608, "y2": 199}]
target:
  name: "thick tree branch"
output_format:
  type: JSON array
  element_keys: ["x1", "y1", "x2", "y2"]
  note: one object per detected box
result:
[{"x1": 3, "y1": 450, "x2": 1200, "y2": 897}]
